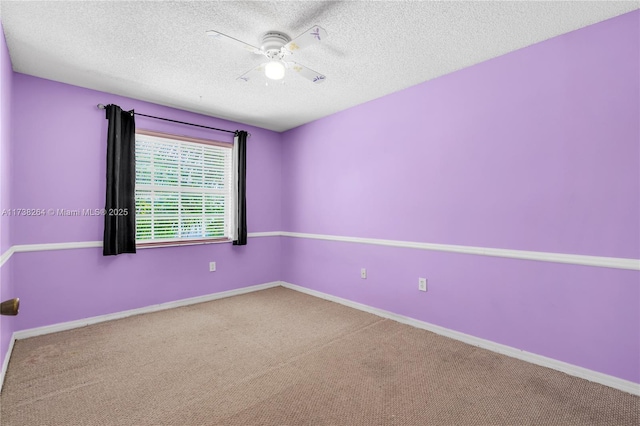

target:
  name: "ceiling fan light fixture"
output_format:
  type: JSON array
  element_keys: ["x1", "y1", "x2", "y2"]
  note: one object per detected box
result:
[{"x1": 265, "y1": 61, "x2": 285, "y2": 80}]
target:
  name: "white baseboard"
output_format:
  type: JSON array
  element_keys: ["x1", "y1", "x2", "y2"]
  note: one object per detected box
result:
[
  {"x1": 2, "y1": 281, "x2": 279, "y2": 392},
  {"x1": 4, "y1": 280, "x2": 638, "y2": 397},
  {"x1": 0, "y1": 333, "x2": 16, "y2": 393},
  {"x1": 13, "y1": 281, "x2": 280, "y2": 341},
  {"x1": 280, "y1": 281, "x2": 640, "y2": 396}
]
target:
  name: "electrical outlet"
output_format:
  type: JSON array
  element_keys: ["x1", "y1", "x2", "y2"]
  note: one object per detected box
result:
[
  {"x1": 361, "y1": 268, "x2": 367, "y2": 279},
  {"x1": 419, "y1": 277, "x2": 427, "y2": 292},
  {"x1": 209, "y1": 262, "x2": 216, "y2": 272}
]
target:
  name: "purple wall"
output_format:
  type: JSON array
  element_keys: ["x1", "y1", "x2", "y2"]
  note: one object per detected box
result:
[
  {"x1": 0, "y1": 22, "x2": 16, "y2": 375},
  {"x1": 0, "y1": 24, "x2": 11, "y2": 253},
  {"x1": 281, "y1": 11, "x2": 640, "y2": 383},
  {"x1": 11, "y1": 239, "x2": 280, "y2": 331},
  {"x1": 11, "y1": 74, "x2": 282, "y2": 244},
  {"x1": 7, "y1": 74, "x2": 282, "y2": 331}
]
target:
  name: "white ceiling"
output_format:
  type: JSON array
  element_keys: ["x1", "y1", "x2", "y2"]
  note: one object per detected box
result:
[{"x1": 1, "y1": 1, "x2": 637, "y2": 132}]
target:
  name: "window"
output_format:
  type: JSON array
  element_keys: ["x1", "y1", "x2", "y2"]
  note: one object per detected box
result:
[{"x1": 134, "y1": 130, "x2": 236, "y2": 246}]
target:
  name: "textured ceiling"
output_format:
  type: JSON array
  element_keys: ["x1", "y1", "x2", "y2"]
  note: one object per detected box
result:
[{"x1": 1, "y1": 1, "x2": 638, "y2": 132}]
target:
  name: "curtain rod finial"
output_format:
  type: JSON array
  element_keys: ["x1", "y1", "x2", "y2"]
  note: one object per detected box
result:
[{"x1": 97, "y1": 104, "x2": 106, "y2": 110}]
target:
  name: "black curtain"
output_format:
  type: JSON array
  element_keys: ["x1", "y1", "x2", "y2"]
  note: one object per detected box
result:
[
  {"x1": 233, "y1": 131, "x2": 248, "y2": 246},
  {"x1": 103, "y1": 104, "x2": 137, "y2": 255}
]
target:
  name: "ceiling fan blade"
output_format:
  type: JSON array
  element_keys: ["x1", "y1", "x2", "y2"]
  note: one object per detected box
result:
[
  {"x1": 285, "y1": 61, "x2": 326, "y2": 84},
  {"x1": 283, "y1": 25, "x2": 327, "y2": 53},
  {"x1": 236, "y1": 63, "x2": 266, "y2": 82},
  {"x1": 206, "y1": 30, "x2": 263, "y2": 55}
]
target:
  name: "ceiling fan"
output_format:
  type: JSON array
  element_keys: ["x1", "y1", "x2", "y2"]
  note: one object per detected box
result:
[{"x1": 206, "y1": 26, "x2": 328, "y2": 84}]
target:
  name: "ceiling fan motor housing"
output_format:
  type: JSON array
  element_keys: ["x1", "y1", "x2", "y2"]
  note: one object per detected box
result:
[{"x1": 261, "y1": 31, "x2": 291, "y2": 59}]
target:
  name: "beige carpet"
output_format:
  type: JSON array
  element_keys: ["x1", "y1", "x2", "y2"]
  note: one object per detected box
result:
[{"x1": 0, "y1": 287, "x2": 638, "y2": 425}]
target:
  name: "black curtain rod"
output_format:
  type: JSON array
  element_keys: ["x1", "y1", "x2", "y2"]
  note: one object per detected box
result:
[{"x1": 97, "y1": 104, "x2": 243, "y2": 136}]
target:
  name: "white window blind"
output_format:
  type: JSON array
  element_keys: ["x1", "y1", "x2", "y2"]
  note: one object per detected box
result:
[{"x1": 135, "y1": 131, "x2": 235, "y2": 245}]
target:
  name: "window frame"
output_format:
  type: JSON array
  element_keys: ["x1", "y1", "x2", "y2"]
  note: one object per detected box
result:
[{"x1": 134, "y1": 129, "x2": 235, "y2": 249}]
